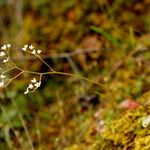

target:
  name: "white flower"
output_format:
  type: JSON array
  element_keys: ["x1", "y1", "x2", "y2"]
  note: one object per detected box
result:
[
  {"x1": 31, "y1": 50, "x2": 36, "y2": 55},
  {"x1": 22, "y1": 44, "x2": 29, "y2": 52},
  {"x1": 2, "y1": 58, "x2": 9, "y2": 63},
  {"x1": 28, "y1": 84, "x2": 34, "y2": 89},
  {"x1": 0, "y1": 51, "x2": 6, "y2": 57},
  {"x1": 0, "y1": 80, "x2": 4, "y2": 87},
  {"x1": 31, "y1": 78, "x2": 36, "y2": 83},
  {"x1": 24, "y1": 88, "x2": 29, "y2": 94},
  {"x1": 0, "y1": 74, "x2": 6, "y2": 79},
  {"x1": 22, "y1": 47, "x2": 27, "y2": 51},
  {"x1": 142, "y1": 115, "x2": 150, "y2": 128},
  {"x1": 7, "y1": 44, "x2": 11, "y2": 48},
  {"x1": 29, "y1": 45, "x2": 34, "y2": 50},
  {"x1": 37, "y1": 50, "x2": 42, "y2": 54},
  {"x1": 24, "y1": 44, "x2": 28, "y2": 48},
  {"x1": 1, "y1": 45, "x2": 7, "y2": 50},
  {"x1": 34, "y1": 81, "x2": 41, "y2": 88}
]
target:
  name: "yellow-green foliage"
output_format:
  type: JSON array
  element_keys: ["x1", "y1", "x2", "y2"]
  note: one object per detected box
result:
[
  {"x1": 101, "y1": 105, "x2": 150, "y2": 149},
  {"x1": 135, "y1": 135, "x2": 150, "y2": 150}
]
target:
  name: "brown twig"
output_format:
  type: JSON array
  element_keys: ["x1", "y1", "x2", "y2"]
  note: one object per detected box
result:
[{"x1": 12, "y1": 47, "x2": 101, "y2": 61}]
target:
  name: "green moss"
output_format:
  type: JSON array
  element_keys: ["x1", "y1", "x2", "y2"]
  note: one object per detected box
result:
[
  {"x1": 135, "y1": 135, "x2": 150, "y2": 150},
  {"x1": 101, "y1": 105, "x2": 150, "y2": 149}
]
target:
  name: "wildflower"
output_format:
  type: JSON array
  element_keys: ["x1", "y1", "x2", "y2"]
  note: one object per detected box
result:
[
  {"x1": 22, "y1": 47, "x2": 27, "y2": 52},
  {"x1": 31, "y1": 50, "x2": 36, "y2": 55},
  {"x1": 2, "y1": 58, "x2": 9, "y2": 63},
  {"x1": 37, "y1": 50, "x2": 42, "y2": 54},
  {"x1": 34, "y1": 81, "x2": 41, "y2": 88},
  {"x1": 21, "y1": 44, "x2": 42, "y2": 57},
  {"x1": 7, "y1": 44, "x2": 11, "y2": 48},
  {"x1": 0, "y1": 51, "x2": 6, "y2": 57},
  {"x1": 28, "y1": 84, "x2": 34, "y2": 89},
  {"x1": 0, "y1": 74, "x2": 6, "y2": 79},
  {"x1": 24, "y1": 44, "x2": 28, "y2": 48},
  {"x1": 29, "y1": 45, "x2": 34, "y2": 50},
  {"x1": 24, "y1": 77, "x2": 41, "y2": 94},
  {"x1": 22, "y1": 44, "x2": 29, "y2": 52},
  {"x1": 0, "y1": 80, "x2": 4, "y2": 87},
  {"x1": 0, "y1": 44, "x2": 44, "y2": 93},
  {"x1": 24, "y1": 88, "x2": 29, "y2": 94},
  {"x1": 1, "y1": 45, "x2": 7, "y2": 50},
  {"x1": 31, "y1": 78, "x2": 36, "y2": 83}
]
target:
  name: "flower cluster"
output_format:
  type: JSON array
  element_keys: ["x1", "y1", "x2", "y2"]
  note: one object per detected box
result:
[
  {"x1": 0, "y1": 44, "x2": 12, "y2": 87},
  {"x1": 0, "y1": 44, "x2": 43, "y2": 94},
  {"x1": 0, "y1": 44, "x2": 11, "y2": 64},
  {"x1": 24, "y1": 77, "x2": 41, "y2": 94},
  {"x1": 0, "y1": 74, "x2": 6, "y2": 87},
  {"x1": 22, "y1": 44, "x2": 42, "y2": 56}
]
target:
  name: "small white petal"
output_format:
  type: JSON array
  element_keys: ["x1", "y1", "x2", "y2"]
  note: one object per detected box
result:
[
  {"x1": 24, "y1": 44, "x2": 28, "y2": 48},
  {"x1": 7, "y1": 44, "x2": 11, "y2": 48},
  {"x1": 28, "y1": 84, "x2": 34, "y2": 89},
  {"x1": 2, "y1": 58, "x2": 9, "y2": 63},
  {"x1": 24, "y1": 91, "x2": 28, "y2": 94},
  {"x1": 0, "y1": 74, "x2": 6, "y2": 79},
  {"x1": 31, "y1": 50, "x2": 36, "y2": 55},
  {"x1": 31, "y1": 78, "x2": 36, "y2": 83},
  {"x1": 1, "y1": 45, "x2": 7, "y2": 50},
  {"x1": 29, "y1": 45, "x2": 34, "y2": 50},
  {"x1": 34, "y1": 81, "x2": 41, "y2": 88},
  {"x1": 22, "y1": 47, "x2": 27, "y2": 51},
  {"x1": 0, "y1": 51, "x2": 6, "y2": 57},
  {"x1": 0, "y1": 80, "x2": 4, "y2": 87},
  {"x1": 24, "y1": 88, "x2": 29, "y2": 94},
  {"x1": 37, "y1": 50, "x2": 42, "y2": 54}
]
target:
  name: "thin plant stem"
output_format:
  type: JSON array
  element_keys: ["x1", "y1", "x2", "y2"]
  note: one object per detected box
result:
[
  {"x1": 43, "y1": 71, "x2": 102, "y2": 87},
  {"x1": 37, "y1": 56, "x2": 55, "y2": 72},
  {"x1": 4, "y1": 71, "x2": 24, "y2": 87},
  {"x1": 4, "y1": 48, "x2": 103, "y2": 88},
  {"x1": 14, "y1": 67, "x2": 103, "y2": 87},
  {"x1": 9, "y1": 96, "x2": 35, "y2": 150},
  {"x1": 2, "y1": 67, "x2": 15, "y2": 74},
  {"x1": 0, "y1": 104, "x2": 25, "y2": 150},
  {"x1": 36, "y1": 56, "x2": 102, "y2": 87},
  {"x1": 67, "y1": 57, "x2": 85, "y2": 86}
]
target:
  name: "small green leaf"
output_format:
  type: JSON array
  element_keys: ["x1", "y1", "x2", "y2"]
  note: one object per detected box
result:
[{"x1": 90, "y1": 25, "x2": 121, "y2": 47}]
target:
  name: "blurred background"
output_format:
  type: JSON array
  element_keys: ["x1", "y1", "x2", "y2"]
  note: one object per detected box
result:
[{"x1": 0, "y1": 0, "x2": 150, "y2": 149}]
